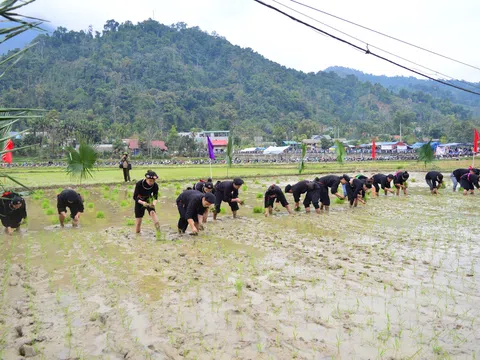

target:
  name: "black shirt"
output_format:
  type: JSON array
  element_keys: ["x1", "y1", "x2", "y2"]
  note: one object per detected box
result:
[
  {"x1": 426, "y1": 171, "x2": 443, "y2": 184},
  {"x1": 264, "y1": 185, "x2": 288, "y2": 207},
  {"x1": 350, "y1": 178, "x2": 365, "y2": 199},
  {"x1": 452, "y1": 168, "x2": 480, "y2": 181},
  {"x1": 57, "y1": 190, "x2": 84, "y2": 212},
  {"x1": 176, "y1": 190, "x2": 208, "y2": 220},
  {"x1": 291, "y1": 180, "x2": 312, "y2": 202},
  {"x1": 393, "y1": 172, "x2": 408, "y2": 185},
  {"x1": 0, "y1": 193, "x2": 27, "y2": 224},
  {"x1": 461, "y1": 173, "x2": 480, "y2": 188},
  {"x1": 317, "y1": 175, "x2": 341, "y2": 194},
  {"x1": 373, "y1": 174, "x2": 391, "y2": 189},
  {"x1": 215, "y1": 181, "x2": 238, "y2": 202},
  {"x1": 133, "y1": 179, "x2": 159, "y2": 203}
]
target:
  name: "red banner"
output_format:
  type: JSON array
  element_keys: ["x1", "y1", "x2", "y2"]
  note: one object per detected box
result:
[
  {"x1": 2, "y1": 139, "x2": 14, "y2": 164},
  {"x1": 372, "y1": 139, "x2": 376, "y2": 160}
]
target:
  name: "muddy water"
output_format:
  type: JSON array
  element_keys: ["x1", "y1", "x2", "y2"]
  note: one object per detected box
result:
[{"x1": 1, "y1": 173, "x2": 480, "y2": 359}]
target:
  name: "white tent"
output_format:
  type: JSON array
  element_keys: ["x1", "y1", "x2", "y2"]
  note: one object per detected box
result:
[
  {"x1": 263, "y1": 146, "x2": 290, "y2": 155},
  {"x1": 240, "y1": 147, "x2": 258, "y2": 153}
]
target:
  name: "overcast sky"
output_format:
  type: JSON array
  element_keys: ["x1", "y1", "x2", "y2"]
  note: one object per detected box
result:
[{"x1": 23, "y1": 0, "x2": 480, "y2": 83}]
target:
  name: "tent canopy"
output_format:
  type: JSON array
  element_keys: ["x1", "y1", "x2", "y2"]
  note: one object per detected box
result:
[{"x1": 263, "y1": 146, "x2": 290, "y2": 155}]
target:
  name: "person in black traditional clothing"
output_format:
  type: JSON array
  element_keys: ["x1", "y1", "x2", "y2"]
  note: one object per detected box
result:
[
  {"x1": 264, "y1": 184, "x2": 293, "y2": 217},
  {"x1": 133, "y1": 170, "x2": 160, "y2": 233},
  {"x1": 460, "y1": 172, "x2": 480, "y2": 195},
  {"x1": 176, "y1": 190, "x2": 215, "y2": 234},
  {"x1": 57, "y1": 189, "x2": 84, "y2": 228},
  {"x1": 372, "y1": 174, "x2": 395, "y2": 196},
  {"x1": 346, "y1": 177, "x2": 368, "y2": 207},
  {"x1": 213, "y1": 178, "x2": 244, "y2": 220},
  {"x1": 314, "y1": 174, "x2": 349, "y2": 211},
  {"x1": 284, "y1": 180, "x2": 313, "y2": 211},
  {"x1": 425, "y1": 171, "x2": 443, "y2": 195},
  {"x1": 0, "y1": 192, "x2": 27, "y2": 234},
  {"x1": 451, "y1": 167, "x2": 479, "y2": 192},
  {"x1": 393, "y1": 171, "x2": 409, "y2": 196}
]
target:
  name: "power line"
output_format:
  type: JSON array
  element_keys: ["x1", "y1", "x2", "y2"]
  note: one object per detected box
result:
[
  {"x1": 271, "y1": 0, "x2": 480, "y2": 93},
  {"x1": 253, "y1": 0, "x2": 480, "y2": 96},
  {"x1": 287, "y1": 0, "x2": 480, "y2": 72}
]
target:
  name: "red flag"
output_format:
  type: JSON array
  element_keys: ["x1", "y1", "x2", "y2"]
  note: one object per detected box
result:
[
  {"x1": 372, "y1": 139, "x2": 376, "y2": 160},
  {"x1": 474, "y1": 128, "x2": 479, "y2": 153},
  {"x1": 2, "y1": 139, "x2": 14, "y2": 164}
]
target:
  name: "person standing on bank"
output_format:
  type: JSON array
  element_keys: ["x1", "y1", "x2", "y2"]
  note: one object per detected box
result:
[
  {"x1": 213, "y1": 178, "x2": 244, "y2": 220},
  {"x1": 133, "y1": 170, "x2": 160, "y2": 233},
  {"x1": 264, "y1": 184, "x2": 293, "y2": 217},
  {"x1": 176, "y1": 190, "x2": 215, "y2": 234},
  {"x1": 57, "y1": 189, "x2": 84, "y2": 228},
  {"x1": 393, "y1": 171, "x2": 409, "y2": 196},
  {"x1": 425, "y1": 171, "x2": 443, "y2": 195},
  {"x1": 120, "y1": 152, "x2": 131, "y2": 182},
  {"x1": 0, "y1": 192, "x2": 27, "y2": 234}
]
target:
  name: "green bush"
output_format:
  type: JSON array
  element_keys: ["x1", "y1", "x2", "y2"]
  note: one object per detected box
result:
[
  {"x1": 96, "y1": 211, "x2": 105, "y2": 219},
  {"x1": 256, "y1": 193, "x2": 263, "y2": 199},
  {"x1": 253, "y1": 206, "x2": 263, "y2": 213}
]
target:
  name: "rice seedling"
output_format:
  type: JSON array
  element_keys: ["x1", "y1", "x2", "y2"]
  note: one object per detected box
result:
[
  {"x1": 234, "y1": 279, "x2": 243, "y2": 296},
  {"x1": 334, "y1": 197, "x2": 345, "y2": 204},
  {"x1": 96, "y1": 211, "x2": 105, "y2": 219},
  {"x1": 44, "y1": 208, "x2": 54, "y2": 215},
  {"x1": 87, "y1": 202, "x2": 94, "y2": 209},
  {"x1": 120, "y1": 200, "x2": 128, "y2": 207},
  {"x1": 253, "y1": 206, "x2": 263, "y2": 213},
  {"x1": 41, "y1": 199, "x2": 50, "y2": 209},
  {"x1": 256, "y1": 193, "x2": 263, "y2": 199}
]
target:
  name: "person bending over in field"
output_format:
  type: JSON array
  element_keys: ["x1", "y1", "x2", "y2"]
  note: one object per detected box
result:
[
  {"x1": 393, "y1": 171, "x2": 409, "y2": 196},
  {"x1": 176, "y1": 190, "x2": 215, "y2": 234},
  {"x1": 284, "y1": 180, "x2": 313, "y2": 211},
  {"x1": 425, "y1": 171, "x2": 443, "y2": 195},
  {"x1": 57, "y1": 189, "x2": 84, "y2": 228},
  {"x1": 133, "y1": 170, "x2": 160, "y2": 233},
  {"x1": 372, "y1": 174, "x2": 395, "y2": 196},
  {"x1": 346, "y1": 177, "x2": 368, "y2": 207},
  {"x1": 459, "y1": 172, "x2": 480, "y2": 195},
  {"x1": 213, "y1": 178, "x2": 244, "y2": 220},
  {"x1": 264, "y1": 184, "x2": 293, "y2": 217},
  {"x1": 314, "y1": 174, "x2": 349, "y2": 211},
  {"x1": 450, "y1": 167, "x2": 479, "y2": 192},
  {"x1": 0, "y1": 192, "x2": 27, "y2": 234}
]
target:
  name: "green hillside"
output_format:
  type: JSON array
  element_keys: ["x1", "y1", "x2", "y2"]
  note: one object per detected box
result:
[{"x1": 0, "y1": 19, "x2": 478, "y2": 145}]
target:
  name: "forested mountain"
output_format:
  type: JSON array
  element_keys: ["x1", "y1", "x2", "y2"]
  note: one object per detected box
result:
[
  {"x1": 0, "y1": 19, "x2": 478, "y2": 147},
  {"x1": 325, "y1": 66, "x2": 480, "y2": 116},
  {"x1": 0, "y1": 22, "x2": 55, "y2": 54}
]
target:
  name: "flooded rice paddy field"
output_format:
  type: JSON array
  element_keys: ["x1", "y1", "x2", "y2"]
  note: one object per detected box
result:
[{"x1": 1, "y1": 173, "x2": 480, "y2": 359}]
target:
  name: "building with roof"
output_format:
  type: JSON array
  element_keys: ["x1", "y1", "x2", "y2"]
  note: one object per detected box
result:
[{"x1": 195, "y1": 131, "x2": 230, "y2": 152}]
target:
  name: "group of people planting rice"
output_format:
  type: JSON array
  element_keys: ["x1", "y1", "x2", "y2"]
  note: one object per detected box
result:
[{"x1": 0, "y1": 166, "x2": 479, "y2": 235}]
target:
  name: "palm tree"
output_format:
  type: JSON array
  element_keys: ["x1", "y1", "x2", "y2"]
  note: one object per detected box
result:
[
  {"x1": 0, "y1": 0, "x2": 45, "y2": 192},
  {"x1": 66, "y1": 143, "x2": 98, "y2": 183}
]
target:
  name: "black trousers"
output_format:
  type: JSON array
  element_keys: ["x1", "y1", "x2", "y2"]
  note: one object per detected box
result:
[{"x1": 123, "y1": 168, "x2": 130, "y2": 182}]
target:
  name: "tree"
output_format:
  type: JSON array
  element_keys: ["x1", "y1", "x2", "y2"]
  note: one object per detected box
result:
[
  {"x1": 66, "y1": 143, "x2": 98, "y2": 183},
  {"x1": 418, "y1": 141, "x2": 434, "y2": 168}
]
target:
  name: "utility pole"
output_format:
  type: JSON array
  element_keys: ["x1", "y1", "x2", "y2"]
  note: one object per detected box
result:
[{"x1": 400, "y1": 120, "x2": 402, "y2": 143}]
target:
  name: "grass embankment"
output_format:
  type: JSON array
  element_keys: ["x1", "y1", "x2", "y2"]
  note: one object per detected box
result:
[{"x1": 2, "y1": 159, "x2": 473, "y2": 188}]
